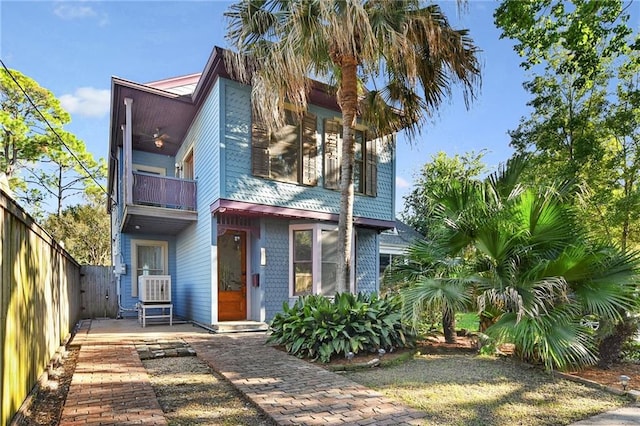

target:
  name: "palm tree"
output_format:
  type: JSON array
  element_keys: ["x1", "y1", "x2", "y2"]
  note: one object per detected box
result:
[
  {"x1": 389, "y1": 238, "x2": 476, "y2": 343},
  {"x1": 435, "y1": 156, "x2": 639, "y2": 370},
  {"x1": 225, "y1": 0, "x2": 480, "y2": 292}
]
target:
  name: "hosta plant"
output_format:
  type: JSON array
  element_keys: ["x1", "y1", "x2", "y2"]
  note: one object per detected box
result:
[{"x1": 267, "y1": 292, "x2": 415, "y2": 363}]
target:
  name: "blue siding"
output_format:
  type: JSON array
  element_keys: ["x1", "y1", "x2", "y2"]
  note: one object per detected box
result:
[
  {"x1": 222, "y1": 79, "x2": 394, "y2": 222},
  {"x1": 131, "y1": 150, "x2": 177, "y2": 176},
  {"x1": 173, "y1": 79, "x2": 222, "y2": 325},
  {"x1": 262, "y1": 219, "x2": 290, "y2": 321},
  {"x1": 356, "y1": 228, "x2": 379, "y2": 294}
]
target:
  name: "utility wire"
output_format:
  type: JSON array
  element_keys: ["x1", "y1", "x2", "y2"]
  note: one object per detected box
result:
[{"x1": 0, "y1": 58, "x2": 108, "y2": 196}]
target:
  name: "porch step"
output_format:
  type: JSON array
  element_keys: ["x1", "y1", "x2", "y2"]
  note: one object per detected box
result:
[{"x1": 213, "y1": 321, "x2": 269, "y2": 333}]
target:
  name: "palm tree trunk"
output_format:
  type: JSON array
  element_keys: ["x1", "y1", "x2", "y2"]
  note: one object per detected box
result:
[
  {"x1": 597, "y1": 317, "x2": 638, "y2": 369},
  {"x1": 442, "y1": 307, "x2": 457, "y2": 344},
  {"x1": 335, "y1": 55, "x2": 359, "y2": 294}
]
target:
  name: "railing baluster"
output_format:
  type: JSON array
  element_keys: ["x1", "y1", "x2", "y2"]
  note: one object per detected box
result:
[{"x1": 132, "y1": 172, "x2": 196, "y2": 210}]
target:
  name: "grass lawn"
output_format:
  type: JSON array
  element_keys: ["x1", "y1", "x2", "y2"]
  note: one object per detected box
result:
[{"x1": 345, "y1": 352, "x2": 629, "y2": 426}]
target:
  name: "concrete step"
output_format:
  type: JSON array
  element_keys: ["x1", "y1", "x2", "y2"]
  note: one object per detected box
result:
[{"x1": 213, "y1": 321, "x2": 269, "y2": 333}]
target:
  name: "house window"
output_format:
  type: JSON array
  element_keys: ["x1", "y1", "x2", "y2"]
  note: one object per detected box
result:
[
  {"x1": 293, "y1": 230, "x2": 313, "y2": 296},
  {"x1": 289, "y1": 224, "x2": 353, "y2": 297},
  {"x1": 133, "y1": 164, "x2": 166, "y2": 176},
  {"x1": 252, "y1": 109, "x2": 317, "y2": 186},
  {"x1": 323, "y1": 119, "x2": 377, "y2": 196},
  {"x1": 131, "y1": 240, "x2": 168, "y2": 297},
  {"x1": 379, "y1": 253, "x2": 406, "y2": 276}
]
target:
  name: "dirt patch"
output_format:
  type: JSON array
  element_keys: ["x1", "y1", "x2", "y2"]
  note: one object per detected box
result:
[
  {"x1": 13, "y1": 346, "x2": 79, "y2": 426},
  {"x1": 143, "y1": 356, "x2": 275, "y2": 425},
  {"x1": 569, "y1": 362, "x2": 640, "y2": 391}
]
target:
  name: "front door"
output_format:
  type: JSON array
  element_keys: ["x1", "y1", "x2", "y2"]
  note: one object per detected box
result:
[{"x1": 218, "y1": 230, "x2": 247, "y2": 321}]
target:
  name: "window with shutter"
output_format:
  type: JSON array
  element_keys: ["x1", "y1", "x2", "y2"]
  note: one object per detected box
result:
[
  {"x1": 323, "y1": 120, "x2": 377, "y2": 196},
  {"x1": 323, "y1": 119, "x2": 341, "y2": 190},
  {"x1": 251, "y1": 112, "x2": 270, "y2": 178},
  {"x1": 251, "y1": 109, "x2": 318, "y2": 186},
  {"x1": 302, "y1": 112, "x2": 318, "y2": 185},
  {"x1": 365, "y1": 134, "x2": 377, "y2": 196}
]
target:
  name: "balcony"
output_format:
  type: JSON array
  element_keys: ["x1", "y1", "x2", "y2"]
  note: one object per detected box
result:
[
  {"x1": 133, "y1": 172, "x2": 196, "y2": 210},
  {"x1": 121, "y1": 172, "x2": 198, "y2": 235}
]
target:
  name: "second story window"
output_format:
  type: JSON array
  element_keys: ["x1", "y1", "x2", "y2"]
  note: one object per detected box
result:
[
  {"x1": 251, "y1": 109, "x2": 318, "y2": 186},
  {"x1": 324, "y1": 119, "x2": 377, "y2": 196}
]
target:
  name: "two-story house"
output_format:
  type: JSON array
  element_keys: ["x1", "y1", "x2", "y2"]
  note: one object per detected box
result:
[{"x1": 108, "y1": 46, "x2": 397, "y2": 328}]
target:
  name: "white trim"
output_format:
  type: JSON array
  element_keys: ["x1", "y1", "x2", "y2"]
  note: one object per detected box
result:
[
  {"x1": 329, "y1": 117, "x2": 369, "y2": 132},
  {"x1": 288, "y1": 223, "x2": 355, "y2": 298},
  {"x1": 211, "y1": 244, "x2": 218, "y2": 324},
  {"x1": 379, "y1": 244, "x2": 408, "y2": 256},
  {"x1": 130, "y1": 239, "x2": 169, "y2": 298}
]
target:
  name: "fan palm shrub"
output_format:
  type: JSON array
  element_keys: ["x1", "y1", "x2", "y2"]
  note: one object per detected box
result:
[
  {"x1": 386, "y1": 239, "x2": 477, "y2": 343},
  {"x1": 394, "y1": 155, "x2": 640, "y2": 370}
]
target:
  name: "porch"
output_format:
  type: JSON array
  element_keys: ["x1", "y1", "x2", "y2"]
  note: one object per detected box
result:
[{"x1": 121, "y1": 172, "x2": 197, "y2": 235}]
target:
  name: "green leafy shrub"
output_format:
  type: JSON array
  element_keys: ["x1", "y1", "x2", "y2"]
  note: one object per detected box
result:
[
  {"x1": 267, "y1": 292, "x2": 415, "y2": 363},
  {"x1": 622, "y1": 340, "x2": 640, "y2": 362}
]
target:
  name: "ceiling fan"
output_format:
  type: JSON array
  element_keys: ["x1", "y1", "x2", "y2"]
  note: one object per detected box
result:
[{"x1": 141, "y1": 128, "x2": 170, "y2": 149}]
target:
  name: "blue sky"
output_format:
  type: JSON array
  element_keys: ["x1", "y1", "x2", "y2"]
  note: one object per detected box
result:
[{"x1": 1, "y1": 0, "x2": 532, "y2": 214}]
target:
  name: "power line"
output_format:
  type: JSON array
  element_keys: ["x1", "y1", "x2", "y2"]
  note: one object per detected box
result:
[{"x1": 0, "y1": 58, "x2": 108, "y2": 197}]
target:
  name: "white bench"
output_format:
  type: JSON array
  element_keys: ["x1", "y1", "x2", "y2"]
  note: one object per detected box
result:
[{"x1": 138, "y1": 303, "x2": 173, "y2": 328}]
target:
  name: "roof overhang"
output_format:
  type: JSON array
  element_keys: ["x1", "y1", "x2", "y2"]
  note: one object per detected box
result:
[{"x1": 210, "y1": 199, "x2": 395, "y2": 231}]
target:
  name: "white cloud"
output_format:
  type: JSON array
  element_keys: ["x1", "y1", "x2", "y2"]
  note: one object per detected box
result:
[
  {"x1": 396, "y1": 176, "x2": 410, "y2": 189},
  {"x1": 60, "y1": 87, "x2": 110, "y2": 118},
  {"x1": 54, "y1": 3, "x2": 97, "y2": 20},
  {"x1": 53, "y1": 2, "x2": 109, "y2": 26}
]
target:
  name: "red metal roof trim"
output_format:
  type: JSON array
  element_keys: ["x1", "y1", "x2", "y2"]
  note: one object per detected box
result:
[{"x1": 210, "y1": 199, "x2": 394, "y2": 230}]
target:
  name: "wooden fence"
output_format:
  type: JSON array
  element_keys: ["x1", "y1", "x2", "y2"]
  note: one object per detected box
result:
[
  {"x1": 80, "y1": 265, "x2": 118, "y2": 318},
  {"x1": 0, "y1": 189, "x2": 82, "y2": 425}
]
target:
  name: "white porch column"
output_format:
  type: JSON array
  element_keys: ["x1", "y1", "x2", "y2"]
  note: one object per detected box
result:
[{"x1": 123, "y1": 97, "x2": 133, "y2": 205}]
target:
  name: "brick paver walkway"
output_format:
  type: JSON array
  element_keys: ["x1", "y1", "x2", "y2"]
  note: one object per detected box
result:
[
  {"x1": 60, "y1": 319, "x2": 426, "y2": 425},
  {"x1": 56, "y1": 319, "x2": 640, "y2": 426},
  {"x1": 59, "y1": 320, "x2": 167, "y2": 425},
  {"x1": 185, "y1": 332, "x2": 427, "y2": 425}
]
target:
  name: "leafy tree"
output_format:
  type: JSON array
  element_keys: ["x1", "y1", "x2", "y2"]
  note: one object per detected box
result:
[
  {"x1": 600, "y1": 45, "x2": 640, "y2": 251},
  {"x1": 42, "y1": 195, "x2": 110, "y2": 265},
  {"x1": 225, "y1": 0, "x2": 481, "y2": 291},
  {"x1": 402, "y1": 150, "x2": 486, "y2": 239},
  {"x1": 0, "y1": 68, "x2": 67, "y2": 179},
  {"x1": 0, "y1": 67, "x2": 105, "y2": 218},
  {"x1": 494, "y1": 0, "x2": 640, "y2": 250},
  {"x1": 24, "y1": 138, "x2": 107, "y2": 216}
]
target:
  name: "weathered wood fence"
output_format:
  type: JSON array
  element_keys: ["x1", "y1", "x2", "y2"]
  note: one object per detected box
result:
[
  {"x1": 80, "y1": 265, "x2": 118, "y2": 318},
  {"x1": 1, "y1": 189, "x2": 82, "y2": 425}
]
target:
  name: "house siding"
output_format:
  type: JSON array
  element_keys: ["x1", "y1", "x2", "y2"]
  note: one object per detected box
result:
[
  {"x1": 174, "y1": 78, "x2": 222, "y2": 325},
  {"x1": 262, "y1": 219, "x2": 290, "y2": 321},
  {"x1": 356, "y1": 228, "x2": 379, "y2": 295},
  {"x1": 222, "y1": 79, "x2": 395, "y2": 222},
  {"x1": 131, "y1": 151, "x2": 177, "y2": 176}
]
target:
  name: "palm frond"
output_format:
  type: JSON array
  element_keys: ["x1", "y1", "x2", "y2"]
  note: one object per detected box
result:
[{"x1": 488, "y1": 307, "x2": 597, "y2": 371}]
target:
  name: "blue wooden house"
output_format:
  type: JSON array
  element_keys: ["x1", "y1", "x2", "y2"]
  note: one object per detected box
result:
[{"x1": 107, "y1": 47, "x2": 397, "y2": 327}]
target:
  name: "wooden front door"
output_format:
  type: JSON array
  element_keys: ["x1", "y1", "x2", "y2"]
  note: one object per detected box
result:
[{"x1": 218, "y1": 230, "x2": 247, "y2": 321}]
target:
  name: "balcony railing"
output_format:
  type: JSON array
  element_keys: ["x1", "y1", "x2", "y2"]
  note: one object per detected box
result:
[{"x1": 133, "y1": 172, "x2": 196, "y2": 211}]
